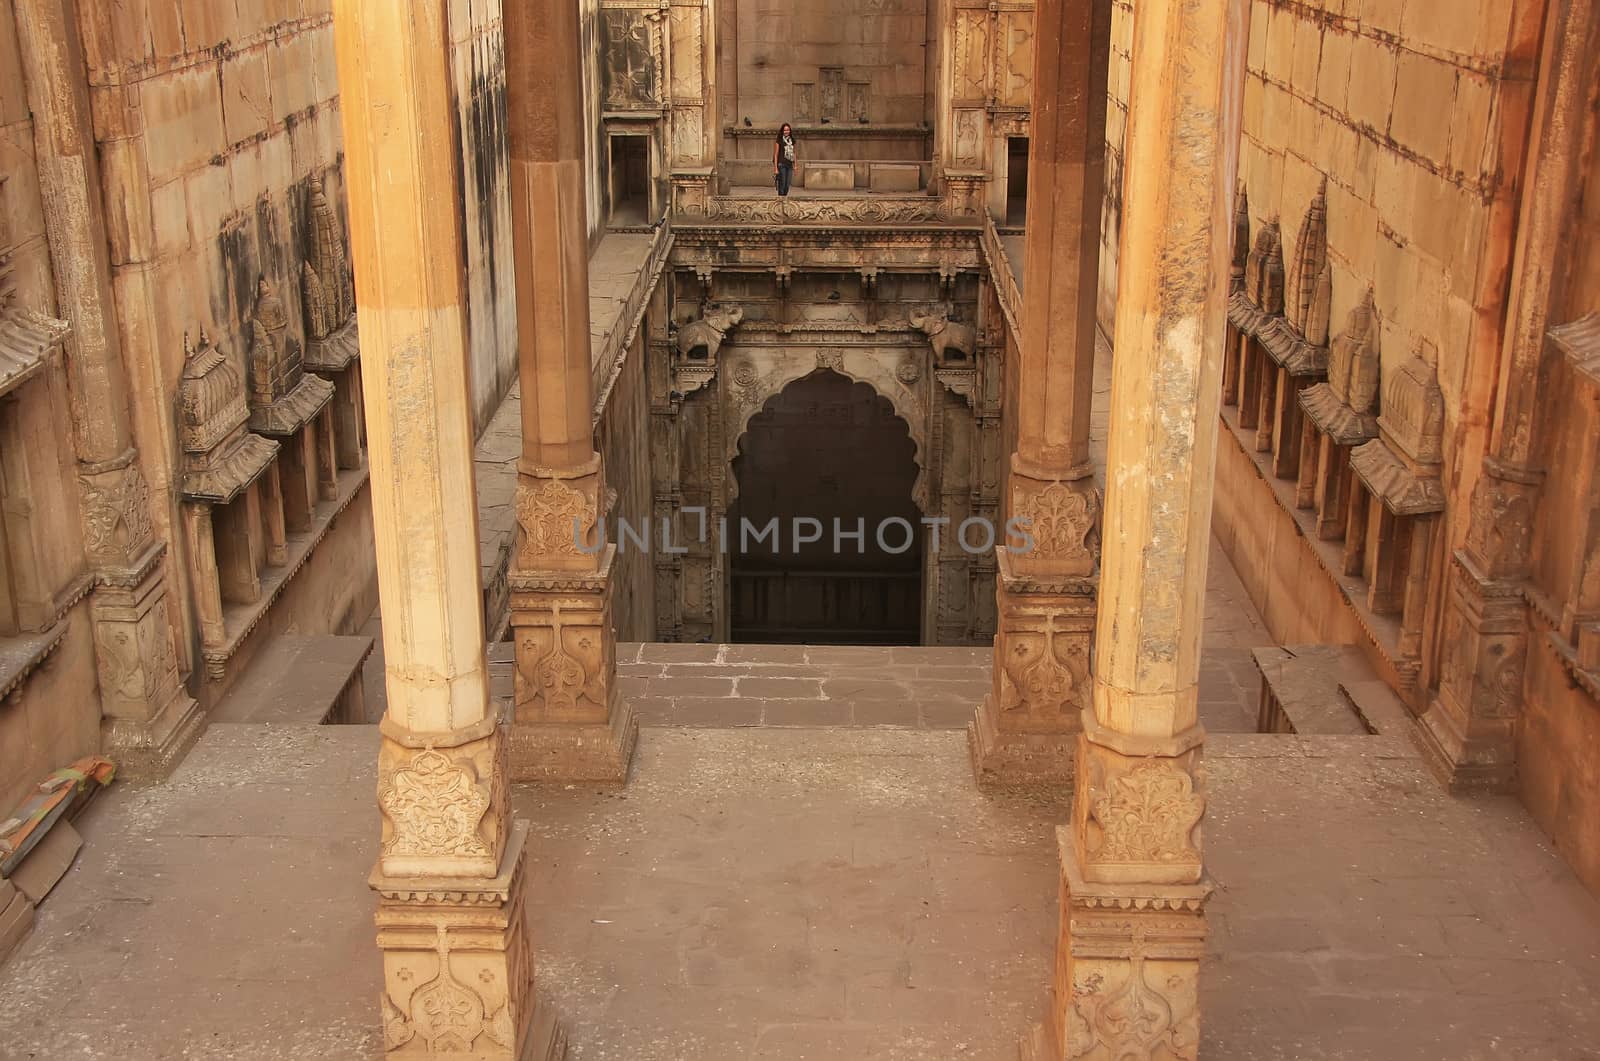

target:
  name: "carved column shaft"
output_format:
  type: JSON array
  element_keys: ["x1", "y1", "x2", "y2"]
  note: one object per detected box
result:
[
  {"x1": 972, "y1": 0, "x2": 1111, "y2": 784},
  {"x1": 15, "y1": 0, "x2": 198, "y2": 776},
  {"x1": 1029, "y1": 0, "x2": 1248, "y2": 1057},
  {"x1": 332, "y1": 2, "x2": 563, "y2": 1056},
  {"x1": 503, "y1": 0, "x2": 637, "y2": 782},
  {"x1": 1420, "y1": 0, "x2": 1600, "y2": 792}
]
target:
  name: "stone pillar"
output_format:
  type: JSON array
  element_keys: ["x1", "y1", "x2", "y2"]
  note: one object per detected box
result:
[
  {"x1": 970, "y1": 0, "x2": 1111, "y2": 785},
  {"x1": 502, "y1": 0, "x2": 638, "y2": 783},
  {"x1": 331, "y1": 2, "x2": 565, "y2": 1056},
  {"x1": 1025, "y1": 0, "x2": 1247, "y2": 1056},
  {"x1": 14, "y1": 0, "x2": 200, "y2": 777},
  {"x1": 1418, "y1": 0, "x2": 1598, "y2": 792}
]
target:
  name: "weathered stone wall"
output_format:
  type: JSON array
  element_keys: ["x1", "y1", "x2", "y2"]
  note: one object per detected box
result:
[
  {"x1": 450, "y1": 0, "x2": 519, "y2": 432},
  {"x1": 0, "y1": 0, "x2": 107, "y2": 806},
  {"x1": 1102, "y1": 0, "x2": 1538, "y2": 689},
  {"x1": 732, "y1": 0, "x2": 932, "y2": 127}
]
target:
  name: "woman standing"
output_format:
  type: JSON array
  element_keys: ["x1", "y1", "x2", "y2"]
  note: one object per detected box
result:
[{"x1": 773, "y1": 123, "x2": 797, "y2": 197}]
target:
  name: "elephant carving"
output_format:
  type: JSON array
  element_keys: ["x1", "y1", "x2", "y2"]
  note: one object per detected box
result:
[
  {"x1": 910, "y1": 307, "x2": 975, "y2": 362},
  {"x1": 676, "y1": 305, "x2": 744, "y2": 360}
]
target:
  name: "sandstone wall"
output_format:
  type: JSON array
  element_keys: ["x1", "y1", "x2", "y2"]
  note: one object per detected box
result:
[
  {"x1": 78, "y1": 0, "x2": 353, "y2": 684},
  {"x1": 0, "y1": 0, "x2": 99, "y2": 808},
  {"x1": 732, "y1": 0, "x2": 932, "y2": 127},
  {"x1": 451, "y1": 0, "x2": 520, "y2": 432},
  {"x1": 1103, "y1": 0, "x2": 1539, "y2": 687}
]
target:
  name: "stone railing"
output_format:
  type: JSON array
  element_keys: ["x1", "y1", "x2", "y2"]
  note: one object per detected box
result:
[
  {"x1": 980, "y1": 213, "x2": 1022, "y2": 337},
  {"x1": 677, "y1": 195, "x2": 977, "y2": 227},
  {"x1": 591, "y1": 224, "x2": 673, "y2": 420}
]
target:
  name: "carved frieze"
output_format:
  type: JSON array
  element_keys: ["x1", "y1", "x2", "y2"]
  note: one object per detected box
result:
[{"x1": 681, "y1": 196, "x2": 958, "y2": 226}]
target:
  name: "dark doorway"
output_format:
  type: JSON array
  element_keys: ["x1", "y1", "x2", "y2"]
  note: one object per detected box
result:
[
  {"x1": 729, "y1": 370, "x2": 922, "y2": 644},
  {"x1": 1006, "y1": 136, "x2": 1030, "y2": 226},
  {"x1": 609, "y1": 134, "x2": 650, "y2": 226}
]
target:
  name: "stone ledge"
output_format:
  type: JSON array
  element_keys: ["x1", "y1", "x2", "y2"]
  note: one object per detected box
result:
[{"x1": 0, "y1": 623, "x2": 67, "y2": 704}]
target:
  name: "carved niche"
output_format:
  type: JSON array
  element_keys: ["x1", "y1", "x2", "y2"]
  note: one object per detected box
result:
[
  {"x1": 1225, "y1": 177, "x2": 1342, "y2": 489},
  {"x1": 246, "y1": 278, "x2": 334, "y2": 438},
  {"x1": 1298, "y1": 287, "x2": 1381, "y2": 539},
  {"x1": 300, "y1": 175, "x2": 366, "y2": 470},
  {"x1": 1348, "y1": 351, "x2": 1446, "y2": 660},
  {"x1": 178, "y1": 331, "x2": 278, "y2": 505},
  {"x1": 301, "y1": 177, "x2": 357, "y2": 372}
]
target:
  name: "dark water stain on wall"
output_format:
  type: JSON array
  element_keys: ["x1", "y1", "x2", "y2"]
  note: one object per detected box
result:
[
  {"x1": 217, "y1": 217, "x2": 257, "y2": 337},
  {"x1": 466, "y1": 31, "x2": 509, "y2": 305}
]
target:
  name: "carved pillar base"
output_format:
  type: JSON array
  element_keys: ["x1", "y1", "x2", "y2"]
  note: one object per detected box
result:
[
  {"x1": 1414, "y1": 551, "x2": 1524, "y2": 794},
  {"x1": 968, "y1": 549, "x2": 1095, "y2": 786},
  {"x1": 93, "y1": 549, "x2": 203, "y2": 779},
  {"x1": 1024, "y1": 826, "x2": 1210, "y2": 1061},
  {"x1": 507, "y1": 547, "x2": 639, "y2": 783},
  {"x1": 374, "y1": 821, "x2": 568, "y2": 1060}
]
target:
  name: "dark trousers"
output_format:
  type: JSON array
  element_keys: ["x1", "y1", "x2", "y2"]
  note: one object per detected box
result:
[{"x1": 777, "y1": 161, "x2": 793, "y2": 197}]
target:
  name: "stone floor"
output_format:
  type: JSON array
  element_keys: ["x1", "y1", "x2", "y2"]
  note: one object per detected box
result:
[{"x1": 3, "y1": 644, "x2": 1600, "y2": 1059}]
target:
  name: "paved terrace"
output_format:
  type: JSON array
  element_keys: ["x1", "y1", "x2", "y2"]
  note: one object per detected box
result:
[{"x1": 2, "y1": 627, "x2": 1599, "y2": 1059}]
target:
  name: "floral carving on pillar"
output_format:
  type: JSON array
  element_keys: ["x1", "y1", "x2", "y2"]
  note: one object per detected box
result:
[
  {"x1": 1016, "y1": 480, "x2": 1101, "y2": 572},
  {"x1": 999, "y1": 610, "x2": 1087, "y2": 719},
  {"x1": 81, "y1": 463, "x2": 154, "y2": 566},
  {"x1": 378, "y1": 748, "x2": 493, "y2": 862},
  {"x1": 514, "y1": 477, "x2": 598, "y2": 562},
  {"x1": 1066, "y1": 956, "x2": 1199, "y2": 1060},
  {"x1": 1085, "y1": 759, "x2": 1205, "y2": 868},
  {"x1": 531, "y1": 601, "x2": 593, "y2": 714},
  {"x1": 382, "y1": 925, "x2": 517, "y2": 1054}
]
